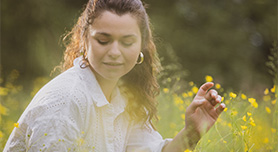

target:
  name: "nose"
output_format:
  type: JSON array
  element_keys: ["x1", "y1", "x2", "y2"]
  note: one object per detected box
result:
[{"x1": 108, "y1": 41, "x2": 121, "y2": 59}]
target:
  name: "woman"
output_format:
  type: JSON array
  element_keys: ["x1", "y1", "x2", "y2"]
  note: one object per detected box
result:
[{"x1": 4, "y1": 0, "x2": 225, "y2": 151}]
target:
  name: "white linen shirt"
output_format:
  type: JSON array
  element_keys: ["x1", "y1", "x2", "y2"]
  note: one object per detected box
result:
[{"x1": 4, "y1": 57, "x2": 172, "y2": 152}]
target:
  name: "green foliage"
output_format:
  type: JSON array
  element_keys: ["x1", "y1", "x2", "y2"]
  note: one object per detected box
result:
[
  {"x1": 266, "y1": 42, "x2": 278, "y2": 83},
  {"x1": 155, "y1": 76, "x2": 277, "y2": 151},
  {"x1": 1, "y1": 0, "x2": 276, "y2": 95}
]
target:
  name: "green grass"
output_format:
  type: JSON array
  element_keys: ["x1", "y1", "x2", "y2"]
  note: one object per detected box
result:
[{"x1": 1, "y1": 73, "x2": 277, "y2": 152}]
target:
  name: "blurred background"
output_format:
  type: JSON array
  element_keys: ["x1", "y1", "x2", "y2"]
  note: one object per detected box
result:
[
  {"x1": 1, "y1": 0, "x2": 277, "y2": 97},
  {"x1": 1, "y1": 0, "x2": 277, "y2": 150}
]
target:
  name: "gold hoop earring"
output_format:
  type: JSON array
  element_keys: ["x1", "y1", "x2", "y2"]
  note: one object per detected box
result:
[
  {"x1": 79, "y1": 49, "x2": 89, "y2": 68},
  {"x1": 136, "y1": 52, "x2": 144, "y2": 64}
]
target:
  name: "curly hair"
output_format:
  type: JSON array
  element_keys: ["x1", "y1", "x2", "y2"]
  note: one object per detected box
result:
[{"x1": 60, "y1": 0, "x2": 161, "y2": 128}]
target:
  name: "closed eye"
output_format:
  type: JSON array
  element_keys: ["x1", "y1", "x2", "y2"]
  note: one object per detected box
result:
[
  {"x1": 121, "y1": 41, "x2": 133, "y2": 47},
  {"x1": 121, "y1": 38, "x2": 135, "y2": 47},
  {"x1": 96, "y1": 39, "x2": 110, "y2": 45}
]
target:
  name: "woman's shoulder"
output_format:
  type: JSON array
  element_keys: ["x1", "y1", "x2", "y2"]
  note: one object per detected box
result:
[{"x1": 25, "y1": 66, "x2": 93, "y2": 117}]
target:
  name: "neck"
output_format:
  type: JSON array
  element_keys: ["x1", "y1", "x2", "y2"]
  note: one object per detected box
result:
[
  {"x1": 99, "y1": 79, "x2": 118, "y2": 103},
  {"x1": 94, "y1": 74, "x2": 118, "y2": 103}
]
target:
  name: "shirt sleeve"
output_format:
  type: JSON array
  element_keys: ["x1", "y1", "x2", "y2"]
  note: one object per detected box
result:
[
  {"x1": 126, "y1": 122, "x2": 172, "y2": 152},
  {"x1": 3, "y1": 90, "x2": 86, "y2": 152}
]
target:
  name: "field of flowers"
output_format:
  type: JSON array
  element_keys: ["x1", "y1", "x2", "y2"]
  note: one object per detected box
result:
[
  {"x1": 0, "y1": 71, "x2": 277, "y2": 152},
  {"x1": 155, "y1": 75, "x2": 277, "y2": 152}
]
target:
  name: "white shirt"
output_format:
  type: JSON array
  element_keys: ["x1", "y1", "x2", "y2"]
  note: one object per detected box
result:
[{"x1": 4, "y1": 57, "x2": 172, "y2": 152}]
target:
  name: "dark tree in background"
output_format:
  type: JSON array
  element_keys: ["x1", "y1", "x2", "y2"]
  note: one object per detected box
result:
[{"x1": 1, "y1": 0, "x2": 277, "y2": 96}]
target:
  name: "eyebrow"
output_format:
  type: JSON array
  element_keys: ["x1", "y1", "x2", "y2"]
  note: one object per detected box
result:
[
  {"x1": 93, "y1": 32, "x2": 137, "y2": 39},
  {"x1": 94, "y1": 32, "x2": 111, "y2": 37}
]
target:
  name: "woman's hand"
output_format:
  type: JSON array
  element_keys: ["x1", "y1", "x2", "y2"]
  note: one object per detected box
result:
[
  {"x1": 162, "y1": 82, "x2": 226, "y2": 152},
  {"x1": 185, "y1": 82, "x2": 225, "y2": 137}
]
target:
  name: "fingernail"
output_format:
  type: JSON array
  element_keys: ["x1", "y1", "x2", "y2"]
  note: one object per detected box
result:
[
  {"x1": 218, "y1": 96, "x2": 222, "y2": 102},
  {"x1": 220, "y1": 103, "x2": 226, "y2": 108}
]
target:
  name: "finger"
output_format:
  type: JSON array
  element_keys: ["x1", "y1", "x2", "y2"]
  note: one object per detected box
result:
[
  {"x1": 187, "y1": 98, "x2": 206, "y2": 114},
  {"x1": 216, "y1": 95, "x2": 222, "y2": 103},
  {"x1": 205, "y1": 89, "x2": 222, "y2": 106},
  {"x1": 205, "y1": 89, "x2": 218, "y2": 102},
  {"x1": 196, "y1": 82, "x2": 214, "y2": 96},
  {"x1": 216, "y1": 103, "x2": 226, "y2": 115}
]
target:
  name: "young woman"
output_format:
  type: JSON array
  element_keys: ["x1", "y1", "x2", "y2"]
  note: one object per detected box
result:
[{"x1": 4, "y1": 0, "x2": 225, "y2": 151}]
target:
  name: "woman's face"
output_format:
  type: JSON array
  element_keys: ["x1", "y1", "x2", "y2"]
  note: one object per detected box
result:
[{"x1": 86, "y1": 11, "x2": 142, "y2": 82}]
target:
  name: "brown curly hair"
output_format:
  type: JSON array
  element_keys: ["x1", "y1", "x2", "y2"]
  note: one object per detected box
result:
[{"x1": 60, "y1": 0, "x2": 161, "y2": 128}]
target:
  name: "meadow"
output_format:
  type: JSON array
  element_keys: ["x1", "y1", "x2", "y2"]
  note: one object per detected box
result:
[
  {"x1": 156, "y1": 75, "x2": 277, "y2": 152},
  {"x1": 1, "y1": 0, "x2": 276, "y2": 151},
  {"x1": 0, "y1": 70, "x2": 277, "y2": 152}
]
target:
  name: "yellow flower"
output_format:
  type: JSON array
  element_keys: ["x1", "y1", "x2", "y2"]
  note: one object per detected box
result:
[
  {"x1": 265, "y1": 106, "x2": 271, "y2": 114},
  {"x1": 184, "y1": 149, "x2": 192, "y2": 152},
  {"x1": 205, "y1": 75, "x2": 213, "y2": 82},
  {"x1": 242, "y1": 115, "x2": 246, "y2": 121},
  {"x1": 221, "y1": 97, "x2": 224, "y2": 102},
  {"x1": 271, "y1": 85, "x2": 276, "y2": 93},
  {"x1": 229, "y1": 92, "x2": 237, "y2": 99},
  {"x1": 174, "y1": 95, "x2": 184, "y2": 105},
  {"x1": 181, "y1": 114, "x2": 185, "y2": 120},
  {"x1": 14, "y1": 123, "x2": 19, "y2": 128},
  {"x1": 241, "y1": 94, "x2": 247, "y2": 100},
  {"x1": 189, "y1": 81, "x2": 194, "y2": 86},
  {"x1": 264, "y1": 88, "x2": 269, "y2": 95},
  {"x1": 250, "y1": 121, "x2": 256, "y2": 126},
  {"x1": 271, "y1": 128, "x2": 276, "y2": 133},
  {"x1": 224, "y1": 108, "x2": 228, "y2": 112},
  {"x1": 263, "y1": 138, "x2": 269, "y2": 143},
  {"x1": 248, "y1": 98, "x2": 258, "y2": 108},
  {"x1": 221, "y1": 138, "x2": 227, "y2": 143},
  {"x1": 163, "y1": 88, "x2": 169, "y2": 93},
  {"x1": 244, "y1": 143, "x2": 248, "y2": 152},
  {"x1": 208, "y1": 139, "x2": 211, "y2": 143},
  {"x1": 192, "y1": 86, "x2": 198, "y2": 94},
  {"x1": 247, "y1": 112, "x2": 252, "y2": 116},
  {"x1": 215, "y1": 83, "x2": 221, "y2": 89},
  {"x1": 182, "y1": 93, "x2": 188, "y2": 98},
  {"x1": 231, "y1": 110, "x2": 238, "y2": 116},
  {"x1": 249, "y1": 117, "x2": 256, "y2": 126},
  {"x1": 241, "y1": 125, "x2": 247, "y2": 130},
  {"x1": 272, "y1": 100, "x2": 276, "y2": 105},
  {"x1": 188, "y1": 91, "x2": 193, "y2": 97}
]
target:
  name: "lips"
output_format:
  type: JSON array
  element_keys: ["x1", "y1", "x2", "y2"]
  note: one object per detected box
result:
[{"x1": 103, "y1": 62, "x2": 124, "y2": 66}]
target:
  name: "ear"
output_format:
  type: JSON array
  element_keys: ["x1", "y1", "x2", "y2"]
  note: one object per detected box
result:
[{"x1": 82, "y1": 34, "x2": 89, "y2": 57}]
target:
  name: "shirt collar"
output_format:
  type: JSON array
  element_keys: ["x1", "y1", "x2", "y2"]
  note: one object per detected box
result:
[{"x1": 73, "y1": 57, "x2": 127, "y2": 110}]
